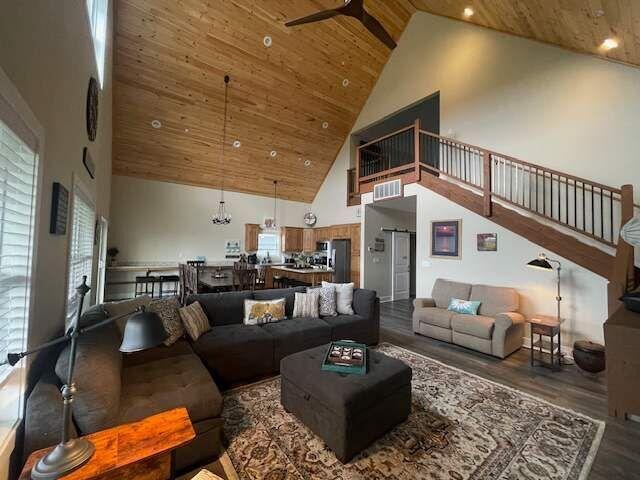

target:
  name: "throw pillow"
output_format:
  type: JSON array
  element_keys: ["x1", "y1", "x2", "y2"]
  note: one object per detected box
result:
[
  {"x1": 179, "y1": 301, "x2": 211, "y2": 341},
  {"x1": 307, "y1": 285, "x2": 337, "y2": 317},
  {"x1": 293, "y1": 290, "x2": 320, "y2": 318},
  {"x1": 448, "y1": 298, "x2": 481, "y2": 315},
  {"x1": 322, "y1": 281, "x2": 354, "y2": 315},
  {"x1": 148, "y1": 296, "x2": 184, "y2": 346},
  {"x1": 243, "y1": 298, "x2": 286, "y2": 325}
]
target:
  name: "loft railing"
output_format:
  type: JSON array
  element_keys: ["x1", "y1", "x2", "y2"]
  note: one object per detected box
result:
[{"x1": 355, "y1": 120, "x2": 633, "y2": 250}]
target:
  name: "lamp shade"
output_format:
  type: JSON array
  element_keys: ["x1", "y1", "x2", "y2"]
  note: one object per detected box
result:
[
  {"x1": 527, "y1": 257, "x2": 553, "y2": 270},
  {"x1": 119, "y1": 306, "x2": 167, "y2": 353}
]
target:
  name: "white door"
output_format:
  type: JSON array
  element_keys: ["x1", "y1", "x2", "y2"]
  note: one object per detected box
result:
[
  {"x1": 392, "y1": 232, "x2": 410, "y2": 300},
  {"x1": 95, "y1": 216, "x2": 108, "y2": 304}
]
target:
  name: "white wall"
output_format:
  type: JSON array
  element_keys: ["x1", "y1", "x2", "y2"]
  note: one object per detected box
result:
[
  {"x1": 363, "y1": 204, "x2": 416, "y2": 300},
  {"x1": 109, "y1": 176, "x2": 310, "y2": 262},
  {"x1": 405, "y1": 183, "x2": 608, "y2": 346},
  {"x1": 0, "y1": 2, "x2": 113, "y2": 348}
]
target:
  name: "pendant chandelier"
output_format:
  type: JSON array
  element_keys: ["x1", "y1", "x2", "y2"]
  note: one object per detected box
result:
[
  {"x1": 262, "y1": 180, "x2": 279, "y2": 231},
  {"x1": 211, "y1": 74, "x2": 232, "y2": 225}
]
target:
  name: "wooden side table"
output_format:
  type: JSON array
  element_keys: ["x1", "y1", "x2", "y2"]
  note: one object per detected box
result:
[
  {"x1": 528, "y1": 315, "x2": 563, "y2": 370},
  {"x1": 20, "y1": 408, "x2": 195, "y2": 480}
]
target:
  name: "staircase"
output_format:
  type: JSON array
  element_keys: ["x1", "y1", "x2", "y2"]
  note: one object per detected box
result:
[{"x1": 350, "y1": 119, "x2": 637, "y2": 307}]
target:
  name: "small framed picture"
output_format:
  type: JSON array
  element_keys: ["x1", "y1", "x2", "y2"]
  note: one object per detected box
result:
[
  {"x1": 431, "y1": 220, "x2": 461, "y2": 259},
  {"x1": 477, "y1": 233, "x2": 497, "y2": 251}
]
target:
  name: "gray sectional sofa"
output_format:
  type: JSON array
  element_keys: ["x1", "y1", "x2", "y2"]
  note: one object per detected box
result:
[
  {"x1": 23, "y1": 286, "x2": 379, "y2": 472},
  {"x1": 413, "y1": 278, "x2": 524, "y2": 358}
]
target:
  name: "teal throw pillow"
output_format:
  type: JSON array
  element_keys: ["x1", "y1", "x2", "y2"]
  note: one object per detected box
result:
[{"x1": 447, "y1": 298, "x2": 481, "y2": 315}]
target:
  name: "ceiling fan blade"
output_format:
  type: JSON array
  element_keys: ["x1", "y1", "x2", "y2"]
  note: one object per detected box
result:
[
  {"x1": 285, "y1": 8, "x2": 340, "y2": 27},
  {"x1": 337, "y1": 0, "x2": 364, "y2": 18},
  {"x1": 361, "y1": 11, "x2": 397, "y2": 49}
]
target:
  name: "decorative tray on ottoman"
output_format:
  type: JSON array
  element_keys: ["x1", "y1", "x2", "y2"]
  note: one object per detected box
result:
[{"x1": 321, "y1": 340, "x2": 367, "y2": 375}]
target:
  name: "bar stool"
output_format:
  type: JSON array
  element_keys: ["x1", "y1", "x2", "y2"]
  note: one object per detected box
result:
[
  {"x1": 159, "y1": 275, "x2": 180, "y2": 298},
  {"x1": 135, "y1": 275, "x2": 158, "y2": 297},
  {"x1": 273, "y1": 274, "x2": 287, "y2": 289}
]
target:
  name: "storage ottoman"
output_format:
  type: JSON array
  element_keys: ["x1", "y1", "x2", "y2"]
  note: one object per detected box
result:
[{"x1": 280, "y1": 344, "x2": 412, "y2": 463}]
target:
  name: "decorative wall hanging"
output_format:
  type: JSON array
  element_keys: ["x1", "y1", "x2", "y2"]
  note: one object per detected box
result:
[
  {"x1": 86, "y1": 77, "x2": 99, "y2": 142},
  {"x1": 225, "y1": 240, "x2": 241, "y2": 259},
  {"x1": 211, "y1": 74, "x2": 233, "y2": 225},
  {"x1": 50, "y1": 182, "x2": 69, "y2": 235},
  {"x1": 82, "y1": 147, "x2": 95, "y2": 179},
  {"x1": 477, "y1": 233, "x2": 497, "y2": 251},
  {"x1": 431, "y1": 220, "x2": 461, "y2": 258},
  {"x1": 304, "y1": 211, "x2": 317, "y2": 226}
]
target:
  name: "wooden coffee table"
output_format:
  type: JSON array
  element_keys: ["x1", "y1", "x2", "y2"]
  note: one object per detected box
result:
[
  {"x1": 528, "y1": 315, "x2": 563, "y2": 370},
  {"x1": 20, "y1": 408, "x2": 195, "y2": 480}
]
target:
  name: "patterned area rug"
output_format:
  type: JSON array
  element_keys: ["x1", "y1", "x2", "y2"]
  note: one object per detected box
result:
[{"x1": 222, "y1": 344, "x2": 604, "y2": 480}]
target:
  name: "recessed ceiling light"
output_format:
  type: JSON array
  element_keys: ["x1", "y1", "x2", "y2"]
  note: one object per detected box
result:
[
  {"x1": 184, "y1": 128, "x2": 189, "y2": 133},
  {"x1": 322, "y1": 121, "x2": 329, "y2": 129},
  {"x1": 342, "y1": 78, "x2": 350, "y2": 87},
  {"x1": 463, "y1": 7, "x2": 474, "y2": 18},
  {"x1": 601, "y1": 38, "x2": 618, "y2": 50},
  {"x1": 263, "y1": 35, "x2": 272, "y2": 47},
  {"x1": 151, "y1": 119, "x2": 162, "y2": 129},
  {"x1": 270, "y1": 150, "x2": 277, "y2": 157},
  {"x1": 595, "y1": 9, "x2": 604, "y2": 17},
  {"x1": 304, "y1": 159, "x2": 311, "y2": 167},
  {"x1": 233, "y1": 140, "x2": 241, "y2": 148}
]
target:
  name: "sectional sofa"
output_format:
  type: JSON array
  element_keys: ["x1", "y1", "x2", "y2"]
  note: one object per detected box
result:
[
  {"x1": 23, "y1": 286, "x2": 379, "y2": 472},
  {"x1": 413, "y1": 278, "x2": 524, "y2": 358}
]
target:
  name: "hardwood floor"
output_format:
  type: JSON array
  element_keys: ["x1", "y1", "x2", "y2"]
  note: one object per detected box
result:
[{"x1": 379, "y1": 299, "x2": 640, "y2": 480}]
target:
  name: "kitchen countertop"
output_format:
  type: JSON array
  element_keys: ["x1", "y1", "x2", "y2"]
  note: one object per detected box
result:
[
  {"x1": 106, "y1": 262, "x2": 299, "y2": 272},
  {"x1": 270, "y1": 266, "x2": 334, "y2": 274}
]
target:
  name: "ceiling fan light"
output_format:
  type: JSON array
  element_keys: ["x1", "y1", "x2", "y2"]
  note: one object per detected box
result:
[
  {"x1": 263, "y1": 35, "x2": 272, "y2": 47},
  {"x1": 601, "y1": 37, "x2": 618, "y2": 50}
]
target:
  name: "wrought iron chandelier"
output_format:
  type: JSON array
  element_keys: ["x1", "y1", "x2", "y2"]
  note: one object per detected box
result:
[{"x1": 212, "y1": 74, "x2": 232, "y2": 225}]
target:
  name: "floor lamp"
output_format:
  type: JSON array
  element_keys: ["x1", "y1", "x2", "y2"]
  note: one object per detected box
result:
[{"x1": 1, "y1": 276, "x2": 167, "y2": 479}]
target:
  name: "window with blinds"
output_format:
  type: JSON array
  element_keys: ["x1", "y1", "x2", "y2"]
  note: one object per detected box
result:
[
  {"x1": 65, "y1": 186, "x2": 95, "y2": 326},
  {"x1": 0, "y1": 112, "x2": 38, "y2": 382}
]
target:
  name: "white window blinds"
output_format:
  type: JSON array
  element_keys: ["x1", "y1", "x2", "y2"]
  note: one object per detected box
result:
[
  {"x1": 0, "y1": 111, "x2": 38, "y2": 381},
  {"x1": 66, "y1": 186, "x2": 95, "y2": 325}
]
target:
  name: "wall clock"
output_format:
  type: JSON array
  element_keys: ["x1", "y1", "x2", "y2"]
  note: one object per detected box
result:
[
  {"x1": 86, "y1": 77, "x2": 99, "y2": 141},
  {"x1": 304, "y1": 211, "x2": 317, "y2": 226}
]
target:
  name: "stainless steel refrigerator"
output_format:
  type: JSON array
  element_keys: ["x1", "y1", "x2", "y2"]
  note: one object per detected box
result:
[{"x1": 331, "y1": 239, "x2": 351, "y2": 283}]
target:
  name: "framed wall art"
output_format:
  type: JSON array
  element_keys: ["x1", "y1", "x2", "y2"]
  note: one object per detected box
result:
[
  {"x1": 431, "y1": 220, "x2": 461, "y2": 258},
  {"x1": 50, "y1": 182, "x2": 69, "y2": 235},
  {"x1": 477, "y1": 233, "x2": 498, "y2": 251}
]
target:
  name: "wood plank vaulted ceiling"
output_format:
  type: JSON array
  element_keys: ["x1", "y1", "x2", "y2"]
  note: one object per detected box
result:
[{"x1": 114, "y1": 0, "x2": 639, "y2": 203}]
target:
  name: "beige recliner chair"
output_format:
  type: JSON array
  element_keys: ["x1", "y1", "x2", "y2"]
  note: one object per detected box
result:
[{"x1": 413, "y1": 278, "x2": 524, "y2": 358}]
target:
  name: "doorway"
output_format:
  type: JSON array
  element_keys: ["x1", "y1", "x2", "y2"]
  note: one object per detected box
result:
[{"x1": 392, "y1": 232, "x2": 410, "y2": 300}]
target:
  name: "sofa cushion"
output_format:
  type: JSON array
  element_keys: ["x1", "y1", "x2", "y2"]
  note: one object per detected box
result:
[
  {"x1": 119, "y1": 354, "x2": 221, "y2": 424},
  {"x1": 451, "y1": 313, "x2": 495, "y2": 339},
  {"x1": 122, "y1": 339, "x2": 194, "y2": 368},
  {"x1": 352, "y1": 288, "x2": 376, "y2": 319},
  {"x1": 470, "y1": 284, "x2": 519, "y2": 316},
  {"x1": 415, "y1": 307, "x2": 454, "y2": 329},
  {"x1": 322, "y1": 314, "x2": 374, "y2": 344},
  {"x1": 432, "y1": 279, "x2": 472, "y2": 309},
  {"x1": 261, "y1": 317, "x2": 331, "y2": 365},
  {"x1": 191, "y1": 324, "x2": 275, "y2": 386},
  {"x1": 55, "y1": 325, "x2": 122, "y2": 433},
  {"x1": 253, "y1": 286, "x2": 306, "y2": 317},
  {"x1": 187, "y1": 291, "x2": 254, "y2": 326}
]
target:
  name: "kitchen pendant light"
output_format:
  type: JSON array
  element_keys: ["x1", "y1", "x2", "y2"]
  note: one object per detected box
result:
[
  {"x1": 211, "y1": 74, "x2": 232, "y2": 225},
  {"x1": 262, "y1": 180, "x2": 279, "y2": 231}
]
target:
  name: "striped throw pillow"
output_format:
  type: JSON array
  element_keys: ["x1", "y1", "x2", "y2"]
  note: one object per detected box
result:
[
  {"x1": 293, "y1": 290, "x2": 320, "y2": 318},
  {"x1": 179, "y1": 301, "x2": 211, "y2": 341}
]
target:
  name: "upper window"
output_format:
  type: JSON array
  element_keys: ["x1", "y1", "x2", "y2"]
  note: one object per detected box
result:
[
  {"x1": 86, "y1": 0, "x2": 109, "y2": 86},
  {"x1": 257, "y1": 232, "x2": 279, "y2": 259},
  {"x1": 65, "y1": 182, "x2": 95, "y2": 326}
]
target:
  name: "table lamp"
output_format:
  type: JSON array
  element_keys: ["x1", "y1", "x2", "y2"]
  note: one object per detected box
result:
[{"x1": 1, "y1": 276, "x2": 167, "y2": 479}]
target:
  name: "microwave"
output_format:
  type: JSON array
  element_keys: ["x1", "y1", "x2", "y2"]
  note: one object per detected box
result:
[{"x1": 315, "y1": 240, "x2": 331, "y2": 252}]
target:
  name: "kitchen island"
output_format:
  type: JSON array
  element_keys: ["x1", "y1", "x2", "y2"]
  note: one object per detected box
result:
[{"x1": 265, "y1": 266, "x2": 334, "y2": 288}]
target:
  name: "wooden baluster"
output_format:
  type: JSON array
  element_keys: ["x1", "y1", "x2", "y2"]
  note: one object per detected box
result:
[
  {"x1": 564, "y1": 176, "x2": 569, "y2": 225},
  {"x1": 574, "y1": 179, "x2": 577, "y2": 228},
  {"x1": 483, "y1": 150, "x2": 492, "y2": 216},
  {"x1": 609, "y1": 184, "x2": 635, "y2": 314},
  {"x1": 591, "y1": 185, "x2": 595, "y2": 235},
  {"x1": 610, "y1": 190, "x2": 614, "y2": 243},
  {"x1": 600, "y1": 186, "x2": 604, "y2": 240},
  {"x1": 582, "y1": 181, "x2": 585, "y2": 231},
  {"x1": 355, "y1": 147, "x2": 360, "y2": 193}
]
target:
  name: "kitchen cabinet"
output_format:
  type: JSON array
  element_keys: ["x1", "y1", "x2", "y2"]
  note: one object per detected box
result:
[
  {"x1": 245, "y1": 223, "x2": 260, "y2": 252},
  {"x1": 349, "y1": 223, "x2": 360, "y2": 255},
  {"x1": 315, "y1": 227, "x2": 330, "y2": 242},
  {"x1": 302, "y1": 229, "x2": 316, "y2": 252},
  {"x1": 331, "y1": 225, "x2": 350, "y2": 240},
  {"x1": 281, "y1": 227, "x2": 303, "y2": 252}
]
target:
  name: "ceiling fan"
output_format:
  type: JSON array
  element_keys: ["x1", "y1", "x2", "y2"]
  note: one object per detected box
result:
[{"x1": 284, "y1": 0, "x2": 396, "y2": 50}]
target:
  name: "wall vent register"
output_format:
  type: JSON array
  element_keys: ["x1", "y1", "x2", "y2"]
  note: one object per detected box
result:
[{"x1": 373, "y1": 179, "x2": 402, "y2": 202}]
